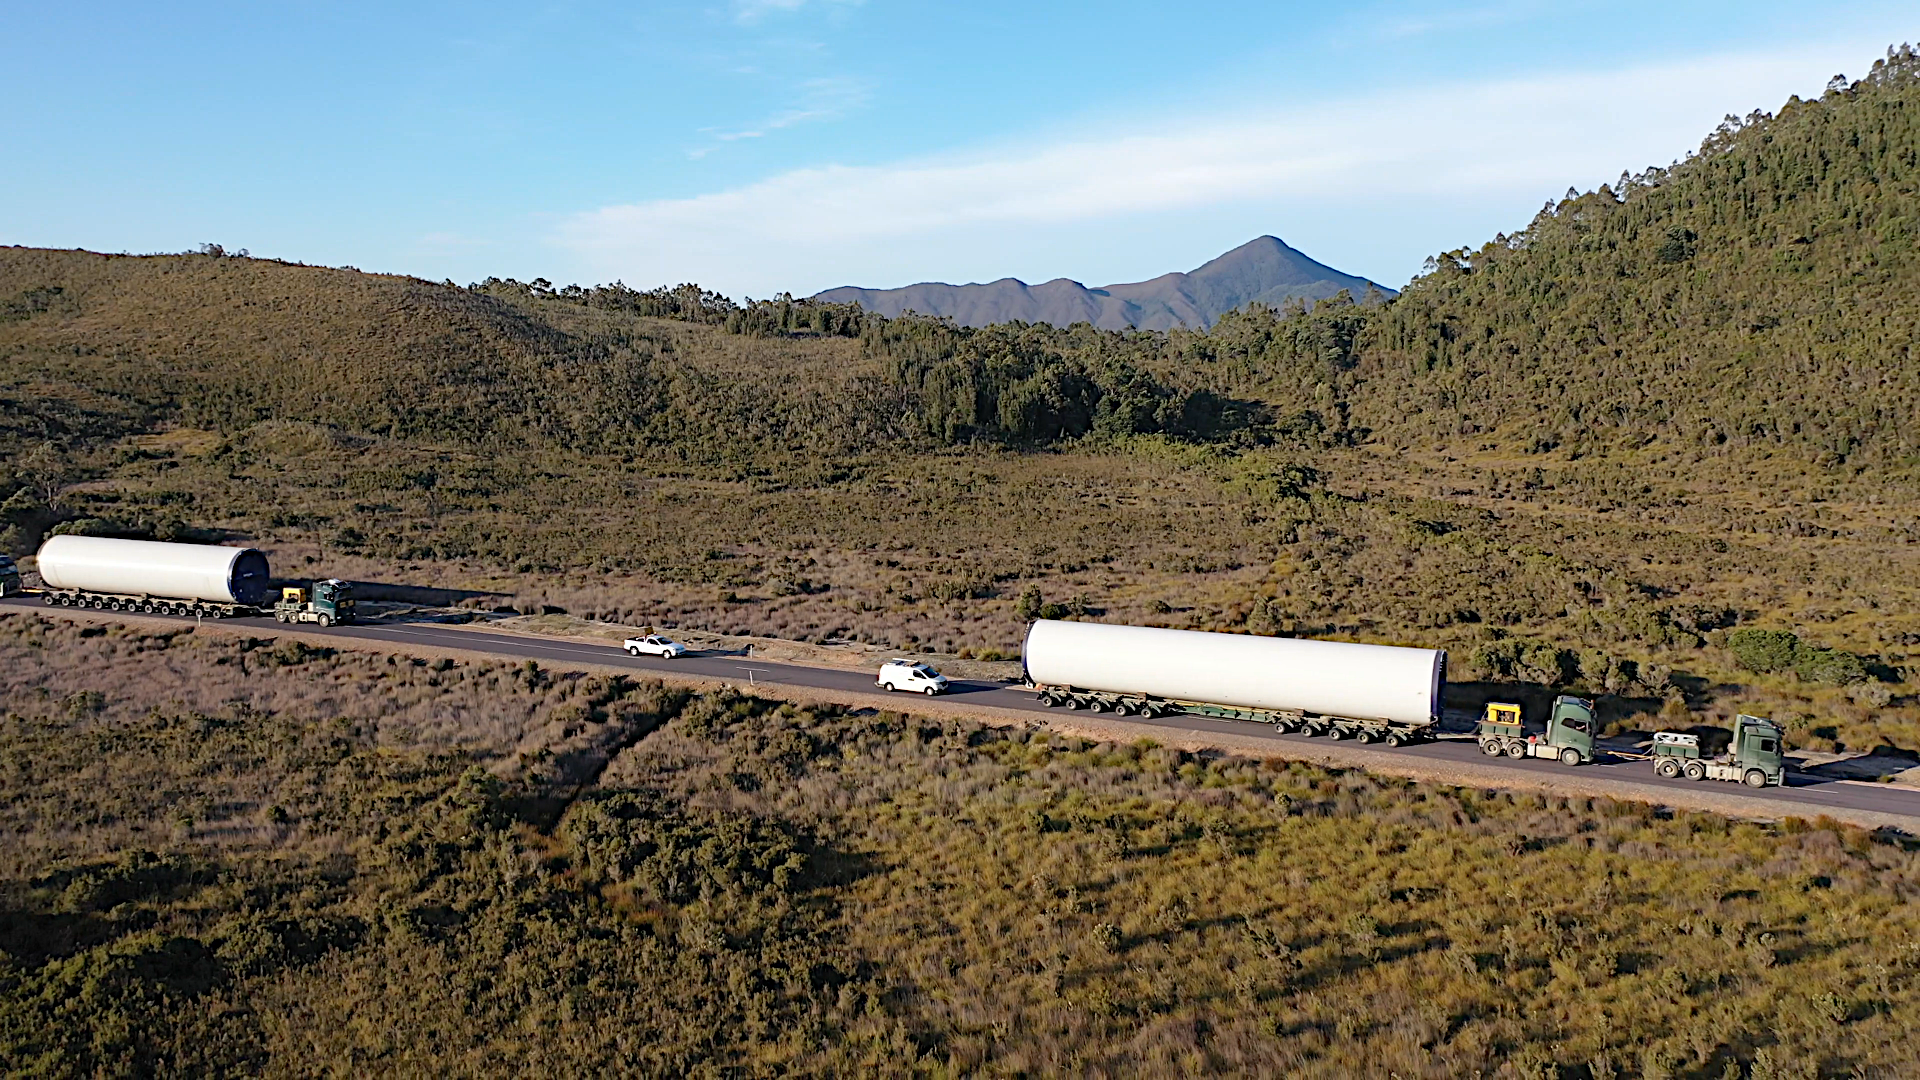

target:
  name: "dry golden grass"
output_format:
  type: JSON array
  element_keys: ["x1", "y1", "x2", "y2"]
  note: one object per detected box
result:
[{"x1": 8, "y1": 613, "x2": 1920, "y2": 1076}]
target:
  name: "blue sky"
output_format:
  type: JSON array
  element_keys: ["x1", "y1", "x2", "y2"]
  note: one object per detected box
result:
[{"x1": 3, "y1": 1, "x2": 1913, "y2": 298}]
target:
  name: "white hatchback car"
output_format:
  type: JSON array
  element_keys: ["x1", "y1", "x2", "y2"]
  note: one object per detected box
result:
[
  {"x1": 878, "y1": 659, "x2": 950, "y2": 696},
  {"x1": 624, "y1": 634, "x2": 686, "y2": 658}
]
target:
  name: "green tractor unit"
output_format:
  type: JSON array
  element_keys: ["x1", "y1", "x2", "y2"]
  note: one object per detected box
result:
[
  {"x1": 273, "y1": 579, "x2": 357, "y2": 627},
  {"x1": 1476, "y1": 696, "x2": 1598, "y2": 766},
  {"x1": 1651, "y1": 714, "x2": 1785, "y2": 788},
  {"x1": 0, "y1": 555, "x2": 19, "y2": 597}
]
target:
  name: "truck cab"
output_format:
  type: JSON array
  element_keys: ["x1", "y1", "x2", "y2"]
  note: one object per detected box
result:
[
  {"x1": 1476, "y1": 696, "x2": 1596, "y2": 765},
  {"x1": 1652, "y1": 714, "x2": 1783, "y2": 787},
  {"x1": 0, "y1": 555, "x2": 18, "y2": 597},
  {"x1": 273, "y1": 578, "x2": 356, "y2": 626}
]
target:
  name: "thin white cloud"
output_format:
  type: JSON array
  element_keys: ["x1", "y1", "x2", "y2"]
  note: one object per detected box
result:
[
  {"x1": 733, "y1": 0, "x2": 864, "y2": 26},
  {"x1": 689, "y1": 74, "x2": 870, "y2": 157},
  {"x1": 557, "y1": 40, "x2": 1889, "y2": 296}
]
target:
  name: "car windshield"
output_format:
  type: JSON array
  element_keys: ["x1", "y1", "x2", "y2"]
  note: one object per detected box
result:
[{"x1": 914, "y1": 665, "x2": 936, "y2": 676}]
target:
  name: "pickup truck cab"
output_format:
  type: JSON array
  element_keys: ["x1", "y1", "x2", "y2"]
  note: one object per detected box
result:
[
  {"x1": 624, "y1": 634, "x2": 686, "y2": 658},
  {"x1": 879, "y1": 659, "x2": 949, "y2": 696}
]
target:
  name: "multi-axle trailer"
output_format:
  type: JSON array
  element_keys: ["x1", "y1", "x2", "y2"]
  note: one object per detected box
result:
[{"x1": 1022, "y1": 620, "x2": 1445, "y2": 746}]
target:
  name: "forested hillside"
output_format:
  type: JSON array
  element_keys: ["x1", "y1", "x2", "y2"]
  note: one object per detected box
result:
[
  {"x1": 5, "y1": 44, "x2": 1920, "y2": 757},
  {"x1": 1351, "y1": 50, "x2": 1920, "y2": 467}
]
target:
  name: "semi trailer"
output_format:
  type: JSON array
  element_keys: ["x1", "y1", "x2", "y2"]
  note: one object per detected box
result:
[
  {"x1": 34, "y1": 535, "x2": 274, "y2": 617},
  {"x1": 1023, "y1": 619, "x2": 1445, "y2": 745},
  {"x1": 0, "y1": 555, "x2": 19, "y2": 597}
]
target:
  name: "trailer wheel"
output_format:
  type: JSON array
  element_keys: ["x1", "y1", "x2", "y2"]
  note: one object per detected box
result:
[
  {"x1": 1744, "y1": 769, "x2": 1768, "y2": 788},
  {"x1": 1656, "y1": 758, "x2": 1680, "y2": 778},
  {"x1": 1353, "y1": 729, "x2": 1374, "y2": 744},
  {"x1": 1683, "y1": 761, "x2": 1707, "y2": 781},
  {"x1": 1064, "y1": 697, "x2": 1082, "y2": 710},
  {"x1": 1383, "y1": 732, "x2": 1403, "y2": 748},
  {"x1": 1504, "y1": 741, "x2": 1527, "y2": 759},
  {"x1": 1559, "y1": 747, "x2": 1582, "y2": 767},
  {"x1": 41, "y1": 593, "x2": 55, "y2": 606},
  {"x1": 1304, "y1": 725, "x2": 1325, "y2": 738},
  {"x1": 1111, "y1": 701, "x2": 1131, "y2": 716}
]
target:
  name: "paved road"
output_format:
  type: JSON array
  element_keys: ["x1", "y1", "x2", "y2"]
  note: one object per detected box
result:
[{"x1": 9, "y1": 595, "x2": 1920, "y2": 825}]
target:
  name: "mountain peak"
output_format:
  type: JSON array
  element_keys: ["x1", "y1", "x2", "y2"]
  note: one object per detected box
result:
[{"x1": 813, "y1": 237, "x2": 1389, "y2": 330}]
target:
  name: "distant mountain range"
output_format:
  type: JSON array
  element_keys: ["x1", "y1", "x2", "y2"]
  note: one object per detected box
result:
[{"x1": 813, "y1": 236, "x2": 1392, "y2": 330}]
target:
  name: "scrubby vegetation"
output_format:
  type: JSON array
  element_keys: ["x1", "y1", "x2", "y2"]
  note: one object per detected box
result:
[
  {"x1": 5, "y1": 48, "x2": 1920, "y2": 752},
  {"x1": 5, "y1": 613, "x2": 1920, "y2": 1076}
]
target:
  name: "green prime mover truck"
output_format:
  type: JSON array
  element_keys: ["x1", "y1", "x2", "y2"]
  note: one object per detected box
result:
[
  {"x1": 1651, "y1": 715, "x2": 1785, "y2": 787},
  {"x1": 271, "y1": 579, "x2": 357, "y2": 626},
  {"x1": 1476, "y1": 696, "x2": 1598, "y2": 766},
  {"x1": 0, "y1": 555, "x2": 19, "y2": 597}
]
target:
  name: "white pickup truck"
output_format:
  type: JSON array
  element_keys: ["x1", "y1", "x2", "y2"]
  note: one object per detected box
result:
[
  {"x1": 624, "y1": 634, "x2": 686, "y2": 658},
  {"x1": 878, "y1": 659, "x2": 950, "y2": 696}
]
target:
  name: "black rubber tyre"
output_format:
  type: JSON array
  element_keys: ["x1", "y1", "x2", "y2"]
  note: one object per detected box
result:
[
  {"x1": 1480, "y1": 740, "x2": 1504, "y2": 756},
  {"x1": 317, "y1": 614, "x2": 332, "y2": 628},
  {"x1": 1504, "y1": 741, "x2": 1527, "y2": 759},
  {"x1": 1656, "y1": 758, "x2": 1679, "y2": 778},
  {"x1": 1065, "y1": 698, "x2": 1081, "y2": 710},
  {"x1": 1684, "y1": 761, "x2": 1707, "y2": 781},
  {"x1": 1560, "y1": 748, "x2": 1582, "y2": 767},
  {"x1": 1088, "y1": 699, "x2": 1107, "y2": 712},
  {"x1": 42, "y1": 594, "x2": 56, "y2": 606},
  {"x1": 1111, "y1": 702, "x2": 1132, "y2": 716},
  {"x1": 1354, "y1": 729, "x2": 1375, "y2": 744},
  {"x1": 1744, "y1": 769, "x2": 1768, "y2": 788},
  {"x1": 1383, "y1": 732, "x2": 1403, "y2": 748}
]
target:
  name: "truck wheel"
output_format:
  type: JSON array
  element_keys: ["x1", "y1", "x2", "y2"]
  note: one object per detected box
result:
[
  {"x1": 1656, "y1": 758, "x2": 1679, "y2": 778},
  {"x1": 1683, "y1": 761, "x2": 1707, "y2": 781},
  {"x1": 1480, "y1": 740, "x2": 1502, "y2": 756},
  {"x1": 1560, "y1": 747, "x2": 1582, "y2": 766},
  {"x1": 1064, "y1": 697, "x2": 1081, "y2": 710},
  {"x1": 1504, "y1": 741, "x2": 1527, "y2": 759},
  {"x1": 317, "y1": 614, "x2": 332, "y2": 628},
  {"x1": 1383, "y1": 732, "x2": 1403, "y2": 748},
  {"x1": 1744, "y1": 769, "x2": 1768, "y2": 788},
  {"x1": 42, "y1": 594, "x2": 55, "y2": 606},
  {"x1": 1354, "y1": 729, "x2": 1375, "y2": 744}
]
